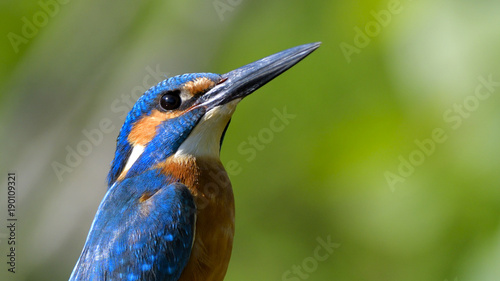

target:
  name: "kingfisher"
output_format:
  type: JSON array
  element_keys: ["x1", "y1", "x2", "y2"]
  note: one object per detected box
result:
[{"x1": 69, "y1": 42, "x2": 320, "y2": 281}]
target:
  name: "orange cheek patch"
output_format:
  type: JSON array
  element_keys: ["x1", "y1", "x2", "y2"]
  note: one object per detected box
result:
[
  {"x1": 128, "y1": 109, "x2": 183, "y2": 146},
  {"x1": 183, "y1": 77, "x2": 216, "y2": 96}
]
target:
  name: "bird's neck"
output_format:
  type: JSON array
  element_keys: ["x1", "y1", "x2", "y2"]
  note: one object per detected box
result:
[{"x1": 156, "y1": 154, "x2": 231, "y2": 196}]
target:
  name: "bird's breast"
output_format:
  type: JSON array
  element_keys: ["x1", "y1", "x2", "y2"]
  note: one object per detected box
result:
[{"x1": 158, "y1": 155, "x2": 235, "y2": 281}]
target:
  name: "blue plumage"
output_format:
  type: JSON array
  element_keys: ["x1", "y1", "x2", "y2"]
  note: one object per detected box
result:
[
  {"x1": 126, "y1": 107, "x2": 205, "y2": 179},
  {"x1": 70, "y1": 170, "x2": 195, "y2": 281}
]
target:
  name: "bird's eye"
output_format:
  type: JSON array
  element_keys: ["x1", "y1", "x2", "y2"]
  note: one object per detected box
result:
[{"x1": 159, "y1": 91, "x2": 181, "y2": 110}]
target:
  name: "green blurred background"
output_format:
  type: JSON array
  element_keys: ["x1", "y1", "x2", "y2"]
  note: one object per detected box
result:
[{"x1": 1, "y1": 0, "x2": 500, "y2": 280}]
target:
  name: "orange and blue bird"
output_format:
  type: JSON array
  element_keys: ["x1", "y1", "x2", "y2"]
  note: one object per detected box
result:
[{"x1": 69, "y1": 43, "x2": 320, "y2": 281}]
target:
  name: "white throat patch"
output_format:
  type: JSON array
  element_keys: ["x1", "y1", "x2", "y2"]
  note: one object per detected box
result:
[{"x1": 175, "y1": 99, "x2": 240, "y2": 159}]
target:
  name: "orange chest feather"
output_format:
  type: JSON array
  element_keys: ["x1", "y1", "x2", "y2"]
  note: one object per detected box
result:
[{"x1": 157, "y1": 156, "x2": 235, "y2": 281}]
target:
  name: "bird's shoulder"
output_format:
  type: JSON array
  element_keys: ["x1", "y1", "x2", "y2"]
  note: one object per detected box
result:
[{"x1": 70, "y1": 169, "x2": 196, "y2": 281}]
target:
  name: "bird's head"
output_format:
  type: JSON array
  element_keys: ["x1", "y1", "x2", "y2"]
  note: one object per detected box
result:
[{"x1": 107, "y1": 43, "x2": 320, "y2": 187}]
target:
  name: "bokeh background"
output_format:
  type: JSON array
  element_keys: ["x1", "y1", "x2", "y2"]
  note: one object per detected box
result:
[{"x1": 1, "y1": 0, "x2": 500, "y2": 280}]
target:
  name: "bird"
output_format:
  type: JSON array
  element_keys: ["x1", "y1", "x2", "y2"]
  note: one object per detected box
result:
[{"x1": 69, "y1": 42, "x2": 320, "y2": 281}]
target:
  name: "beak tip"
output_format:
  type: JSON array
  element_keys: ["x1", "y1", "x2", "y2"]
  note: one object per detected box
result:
[
  {"x1": 307, "y1": 41, "x2": 322, "y2": 49},
  {"x1": 203, "y1": 42, "x2": 321, "y2": 108}
]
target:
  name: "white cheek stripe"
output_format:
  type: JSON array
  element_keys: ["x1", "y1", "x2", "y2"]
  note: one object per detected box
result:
[{"x1": 123, "y1": 145, "x2": 145, "y2": 173}]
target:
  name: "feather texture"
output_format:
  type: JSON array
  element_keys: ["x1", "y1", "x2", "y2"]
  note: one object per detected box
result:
[{"x1": 70, "y1": 170, "x2": 196, "y2": 281}]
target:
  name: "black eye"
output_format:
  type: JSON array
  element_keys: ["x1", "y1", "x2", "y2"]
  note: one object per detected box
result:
[{"x1": 159, "y1": 91, "x2": 181, "y2": 110}]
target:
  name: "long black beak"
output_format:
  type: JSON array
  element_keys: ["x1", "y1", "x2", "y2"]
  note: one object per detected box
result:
[{"x1": 200, "y1": 42, "x2": 321, "y2": 109}]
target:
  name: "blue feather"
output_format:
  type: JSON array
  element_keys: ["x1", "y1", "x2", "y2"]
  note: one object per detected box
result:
[
  {"x1": 126, "y1": 107, "x2": 205, "y2": 179},
  {"x1": 70, "y1": 169, "x2": 196, "y2": 281}
]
